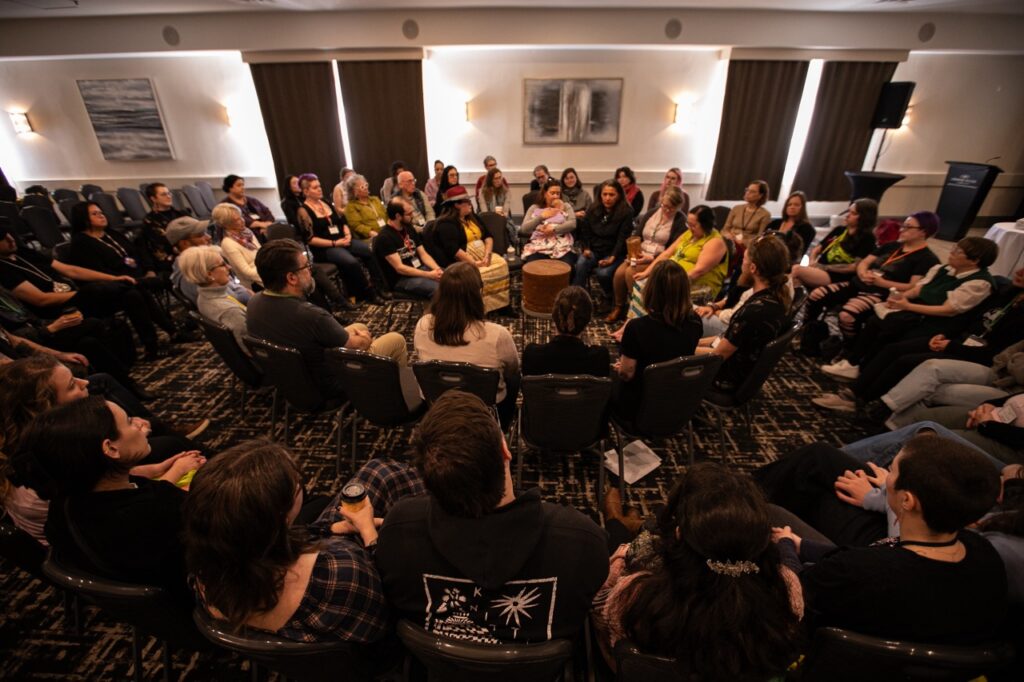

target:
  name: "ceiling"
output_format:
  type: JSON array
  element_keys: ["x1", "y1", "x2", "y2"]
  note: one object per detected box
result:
[{"x1": 0, "y1": 0, "x2": 1021, "y2": 19}]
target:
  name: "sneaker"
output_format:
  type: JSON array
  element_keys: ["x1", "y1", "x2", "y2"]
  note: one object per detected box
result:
[
  {"x1": 822, "y1": 358, "x2": 860, "y2": 381},
  {"x1": 172, "y1": 418, "x2": 210, "y2": 440},
  {"x1": 812, "y1": 393, "x2": 856, "y2": 413}
]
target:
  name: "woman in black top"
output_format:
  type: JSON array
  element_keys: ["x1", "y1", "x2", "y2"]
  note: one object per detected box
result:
[
  {"x1": 791, "y1": 198, "x2": 877, "y2": 290},
  {"x1": 296, "y1": 178, "x2": 381, "y2": 304},
  {"x1": 574, "y1": 180, "x2": 634, "y2": 300},
  {"x1": 432, "y1": 165, "x2": 460, "y2": 216},
  {"x1": 614, "y1": 261, "x2": 702, "y2": 422},
  {"x1": 765, "y1": 190, "x2": 815, "y2": 258},
  {"x1": 615, "y1": 166, "x2": 645, "y2": 217},
  {"x1": 13, "y1": 396, "x2": 205, "y2": 599},
  {"x1": 280, "y1": 174, "x2": 304, "y2": 228},
  {"x1": 523, "y1": 286, "x2": 609, "y2": 377},
  {"x1": 698, "y1": 233, "x2": 791, "y2": 390},
  {"x1": 65, "y1": 202, "x2": 178, "y2": 357}
]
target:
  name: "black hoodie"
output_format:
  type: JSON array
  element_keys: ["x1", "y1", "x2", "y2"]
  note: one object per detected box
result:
[{"x1": 375, "y1": 489, "x2": 608, "y2": 643}]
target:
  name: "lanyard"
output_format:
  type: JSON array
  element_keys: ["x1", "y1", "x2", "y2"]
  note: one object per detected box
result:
[
  {"x1": 96, "y1": 233, "x2": 128, "y2": 259},
  {"x1": 881, "y1": 245, "x2": 927, "y2": 268},
  {"x1": 3, "y1": 255, "x2": 56, "y2": 283}
]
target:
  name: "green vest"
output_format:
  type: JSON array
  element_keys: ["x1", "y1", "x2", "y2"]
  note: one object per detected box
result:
[{"x1": 916, "y1": 267, "x2": 993, "y2": 307}]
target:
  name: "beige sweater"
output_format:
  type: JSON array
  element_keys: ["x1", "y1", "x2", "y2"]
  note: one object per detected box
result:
[{"x1": 413, "y1": 315, "x2": 520, "y2": 400}]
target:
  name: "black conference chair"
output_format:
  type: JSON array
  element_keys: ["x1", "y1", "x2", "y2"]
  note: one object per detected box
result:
[
  {"x1": 42, "y1": 552, "x2": 208, "y2": 682},
  {"x1": 614, "y1": 639, "x2": 685, "y2": 681},
  {"x1": 396, "y1": 619, "x2": 574, "y2": 682},
  {"x1": 170, "y1": 188, "x2": 189, "y2": 213},
  {"x1": 0, "y1": 516, "x2": 46, "y2": 579},
  {"x1": 612, "y1": 354, "x2": 722, "y2": 475},
  {"x1": 325, "y1": 347, "x2": 426, "y2": 471},
  {"x1": 703, "y1": 324, "x2": 800, "y2": 457},
  {"x1": 117, "y1": 187, "x2": 150, "y2": 223},
  {"x1": 193, "y1": 609, "x2": 373, "y2": 682},
  {"x1": 800, "y1": 626, "x2": 1016, "y2": 681},
  {"x1": 2, "y1": 202, "x2": 38, "y2": 245},
  {"x1": 20, "y1": 205, "x2": 66, "y2": 249},
  {"x1": 514, "y1": 374, "x2": 613, "y2": 502},
  {"x1": 191, "y1": 312, "x2": 265, "y2": 418},
  {"x1": 57, "y1": 197, "x2": 80, "y2": 226},
  {"x1": 21, "y1": 193, "x2": 52, "y2": 211},
  {"x1": 52, "y1": 188, "x2": 82, "y2": 204},
  {"x1": 91, "y1": 191, "x2": 141, "y2": 233},
  {"x1": 477, "y1": 210, "x2": 520, "y2": 270},
  {"x1": 51, "y1": 240, "x2": 72, "y2": 262},
  {"x1": 244, "y1": 335, "x2": 348, "y2": 470},
  {"x1": 710, "y1": 205, "x2": 730, "y2": 232},
  {"x1": 181, "y1": 184, "x2": 211, "y2": 219},
  {"x1": 80, "y1": 183, "x2": 103, "y2": 199},
  {"x1": 194, "y1": 181, "x2": 218, "y2": 212},
  {"x1": 265, "y1": 222, "x2": 297, "y2": 242},
  {"x1": 786, "y1": 286, "x2": 809, "y2": 326},
  {"x1": 412, "y1": 360, "x2": 500, "y2": 408},
  {"x1": 521, "y1": 190, "x2": 541, "y2": 215}
]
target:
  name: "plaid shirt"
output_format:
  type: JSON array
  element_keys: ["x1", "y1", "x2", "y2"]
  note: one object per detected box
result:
[{"x1": 314, "y1": 458, "x2": 426, "y2": 529}]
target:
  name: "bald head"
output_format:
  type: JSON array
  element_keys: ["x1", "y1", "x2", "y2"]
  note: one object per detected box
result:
[{"x1": 397, "y1": 171, "x2": 417, "y2": 195}]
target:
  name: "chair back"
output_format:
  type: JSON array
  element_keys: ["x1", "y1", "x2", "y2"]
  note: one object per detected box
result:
[
  {"x1": 801, "y1": 626, "x2": 1016, "y2": 682},
  {"x1": 57, "y1": 198, "x2": 80, "y2": 225},
  {"x1": 729, "y1": 324, "x2": 799, "y2": 405},
  {"x1": 90, "y1": 192, "x2": 126, "y2": 229},
  {"x1": 520, "y1": 375, "x2": 612, "y2": 452},
  {"x1": 42, "y1": 552, "x2": 207, "y2": 650},
  {"x1": 521, "y1": 191, "x2": 540, "y2": 214},
  {"x1": 476, "y1": 211, "x2": 508, "y2": 253},
  {"x1": 171, "y1": 189, "x2": 189, "y2": 212},
  {"x1": 194, "y1": 181, "x2": 218, "y2": 212},
  {"x1": 266, "y1": 222, "x2": 297, "y2": 242},
  {"x1": 711, "y1": 205, "x2": 730, "y2": 232},
  {"x1": 635, "y1": 354, "x2": 722, "y2": 437},
  {"x1": 192, "y1": 312, "x2": 262, "y2": 389},
  {"x1": 20, "y1": 205, "x2": 65, "y2": 248},
  {"x1": 193, "y1": 609, "x2": 371, "y2": 682},
  {"x1": 397, "y1": 620, "x2": 572, "y2": 682},
  {"x1": 116, "y1": 187, "x2": 150, "y2": 222},
  {"x1": 52, "y1": 241, "x2": 72, "y2": 262},
  {"x1": 244, "y1": 335, "x2": 328, "y2": 412},
  {"x1": 413, "y1": 360, "x2": 500, "y2": 406},
  {"x1": 0, "y1": 516, "x2": 46, "y2": 578},
  {"x1": 182, "y1": 184, "x2": 211, "y2": 219},
  {"x1": 80, "y1": 183, "x2": 103, "y2": 199},
  {"x1": 787, "y1": 287, "x2": 808, "y2": 325},
  {"x1": 1, "y1": 203, "x2": 34, "y2": 244},
  {"x1": 614, "y1": 640, "x2": 686, "y2": 681},
  {"x1": 52, "y1": 188, "x2": 82, "y2": 204},
  {"x1": 21, "y1": 194, "x2": 52, "y2": 211},
  {"x1": 326, "y1": 348, "x2": 422, "y2": 427}
]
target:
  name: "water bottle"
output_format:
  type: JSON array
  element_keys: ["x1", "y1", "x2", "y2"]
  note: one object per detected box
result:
[{"x1": 506, "y1": 245, "x2": 516, "y2": 261}]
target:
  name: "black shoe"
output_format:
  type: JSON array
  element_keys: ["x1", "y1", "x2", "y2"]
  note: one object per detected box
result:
[
  {"x1": 363, "y1": 294, "x2": 385, "y2": 306},
  {"x1": 376, "y1": 290, "x2": 394, "y2": 301},
  {"x1": 334, "y1": 297, "x2": 357, "y2": 312},
  {"x1": 171, "y1": 328, "x2": 200, "y2": 343}
]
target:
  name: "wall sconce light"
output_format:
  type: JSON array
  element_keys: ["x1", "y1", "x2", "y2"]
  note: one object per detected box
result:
[
  {"x1": 900, "y1": 105, "x2": 913, "y2": 129},
  {"x1": 8, "y1": 111, "x2": 34, "y2": 135},
  {"x1": 673, "y1": 102, "x2": 679, "y2": 124},
  {"x1": 465, "y1": 101, "x2": 471, "y2": 122}
]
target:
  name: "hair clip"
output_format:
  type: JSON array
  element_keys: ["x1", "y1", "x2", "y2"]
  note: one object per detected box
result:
[{"x1": 706, "y1": 558, "x2": 760, "y2": 577}]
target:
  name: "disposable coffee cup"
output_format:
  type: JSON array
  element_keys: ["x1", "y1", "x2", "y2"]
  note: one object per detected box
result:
[{"x1": 340, "y1": 481, "x2": 368, "y2": 512}]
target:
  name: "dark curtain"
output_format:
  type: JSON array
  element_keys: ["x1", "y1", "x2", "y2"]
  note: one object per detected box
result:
[
  {"x1": 792, "y1": 61, "x2": 898, "y2": 201},
  {"x1": 706, "y1": 60, "x2": 809, "y2": 202},
  {"x1": 249, "y1": 62, "x2": 346, "y2": 200},
  {"x1": 337, "y1": 60, "x2": 429, "y2": 196}
]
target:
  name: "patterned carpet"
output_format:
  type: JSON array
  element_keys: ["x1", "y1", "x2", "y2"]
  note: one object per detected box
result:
[{"x1": 0, "y1": 278, "x2": 881, "y2": 680}]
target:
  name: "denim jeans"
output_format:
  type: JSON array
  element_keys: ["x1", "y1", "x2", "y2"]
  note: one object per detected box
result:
[
  {"x1": 881, "y1": 358, "x2": 1004, "y2": 415},
  {"x1": 393, "y1": 268, "x2": 439, "y2": 299},
  {"x1": 842, "y1": 420, "x2": 1004, "y2": 470},
  {"x1": 573, "y1": 253, "x2": 623, "y2": 297}
]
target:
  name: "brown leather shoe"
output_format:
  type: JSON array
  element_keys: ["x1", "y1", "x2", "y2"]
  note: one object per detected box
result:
[
  {"x1": 171, "y1": 418, "x2": 210, "y2": 440},
  {"x1": 603, "y1": 486, "x2": 624, "y2": 522},
  {"x1": 604, "y1": 306, "x2": 624, "y2": 324}
]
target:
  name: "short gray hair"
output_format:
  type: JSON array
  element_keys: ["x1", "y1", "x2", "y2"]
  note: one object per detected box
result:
[
  {"x1": 483, "y1": 155, "x2": 496, "y2": 166},
  {"x1": 344, "y1": 173, "x2": 367, "y2": 197},
  {"x1": 178, "y1": 245, "x2": 224, "y2": 286},
  {"x1": 211, "y1": 202, "x2": 242, "y2": 229}
]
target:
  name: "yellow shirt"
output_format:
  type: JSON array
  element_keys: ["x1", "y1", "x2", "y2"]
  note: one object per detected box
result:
[{"x1": 670, "y1": 228, "x2": 728, "y2": 298}]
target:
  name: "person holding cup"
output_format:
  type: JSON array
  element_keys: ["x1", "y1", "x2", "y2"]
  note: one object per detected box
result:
[{"x1": 606, "y1": 186, "x2": 688, "y2": 323}]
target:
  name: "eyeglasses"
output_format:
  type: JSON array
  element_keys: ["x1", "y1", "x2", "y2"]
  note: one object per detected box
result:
[
  {"x1": 291, "y1": 261, "x2": 314, "y2": 274},
  {"x1": 208, "y1": 261, "x2": 228, "y2": 272},
  {"x1": 900, "y1": 222, "x2": 921, "y2": 231}
]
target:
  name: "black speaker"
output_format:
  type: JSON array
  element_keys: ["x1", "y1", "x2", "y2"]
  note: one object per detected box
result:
[{"x1": 871, "y1": 82, "x2": 915, "y2": 129}]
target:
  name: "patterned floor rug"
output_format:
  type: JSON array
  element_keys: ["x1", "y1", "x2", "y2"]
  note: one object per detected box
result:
[{"x1": 0, "y1": 280, "x2": 882, "y2": 680}]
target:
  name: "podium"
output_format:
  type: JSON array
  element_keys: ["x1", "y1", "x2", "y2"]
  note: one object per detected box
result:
[
  {"x1": 935, "y1": 162, "x2": 1002, "y2": 241},
  {"x1": 844, "y1": 171, "x2": 905, "y2": 203}
]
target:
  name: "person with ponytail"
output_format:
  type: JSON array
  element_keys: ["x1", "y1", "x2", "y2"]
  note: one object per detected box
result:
[
  {"x1": 698, "y1": 233, "x2": 791, "y2": 390},
  {"x1": 522, "y1": 286, "x2": 610, "y2": 377},
  {"x1": 593, "y1": 463, "x2": 803, "y2": 678}
]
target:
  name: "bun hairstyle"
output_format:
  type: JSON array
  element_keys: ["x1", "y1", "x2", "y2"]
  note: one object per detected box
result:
[
  {"x1": 746, "y1": 234, "x2": 792, "y2": 313},
  {"x1": 551, "y1": 286, "x2": 593, "y2": 336}
]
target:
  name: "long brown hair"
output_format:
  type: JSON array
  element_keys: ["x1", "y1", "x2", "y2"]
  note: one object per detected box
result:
[
  {"x1": 746, "y1": 235, "x2": 792, "y2": 312},
  {"x1": 642, "y1": 260, "x2": 693, "y2": 328},
  {"x1": 0, "y1": 356, "x2": 61, "y2": 498},
  {"x1": 428, "y1": 262, "x2": 485, "y2": 346},
  {"x1": 480, "y1": 167, "x2": 506, "y2": 205}
]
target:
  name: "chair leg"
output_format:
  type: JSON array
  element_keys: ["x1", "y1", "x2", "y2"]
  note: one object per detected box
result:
[
  {"x1": 269, "y1": 389, "x2": 279, "y2": 440},
  {"x1": 688, "y1": 421, "x2": 695, "y2": 466},
  {"x1": 745, "y1": 402, "x2": 754, "y2": 443},
  {"x1": 514, "y1": 409, "x2": 523, "y2": 490},
  {"x1": 596, "y1": 438, "x2": 606, "y2": 512},
  {"x1": 347, "y1": 409, "x2": 357, "y2": 476},
  {"x1": 612, "y1": 427, "x2": 625, "y2": 503},
  {"x1": 131, "y1": 627, "x2": 142, "y2": 682},
  {"x1": 283, "y1": 403, "x2": 291, "y2": 447},
  {"x1": 240, "y1": 384, "x2": 248, "y2": 420}
]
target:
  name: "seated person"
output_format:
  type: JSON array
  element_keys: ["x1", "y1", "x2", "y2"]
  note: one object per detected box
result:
[
  {"x1": 765, "y1": 190, "x2": 815, "y2": 257},
  {"x1": 560, "y1": 167, "x2": 592, "y2": 220},
  {"x1": 520, "y1": 179, "x2": 577, "y2": 266},
  {"x1": 375, "y1": 391, "x2": 609, "y2": 643},
  {"x1": 392, "y1": 170, "x2": 435, "y2": 233},
  {"x1": 343, "y1": 173, "x2": 388, "y2": 240},
  {"x1": 220, "y1": 174, "x2": 275, "y2": 238},
  {"x1": 644, "y1": 167, "x2": 689, "y2": 216},
  {"x1": 140, "y1": 182, "x2": 190, "y2": 274},
  {"x1": 280, "y1": 174, "x2": 304, "y2": 229},
  {"x1": 721, "y1": 180, "x2": 772, "y2": 248},
  {"x1": 574, "y1": 180, "x2": 633, "y2": 301},
  {"x1": 614, "y1": 166, "x2": 645, "y2": 217},
  {"x1": 413, "y1": 263, "x2": 519, "y2": 428},
  {"x1": 296, "y1": 177, "x2": 382, "y2": 305},
  {"x1": 768, "y1": 434, "x2": 1006, "y2": 644},
  {"x1": 522, "y1": 286, "x2": 609, "y2": 377},
  {"x1": 613, "y1": 261, "x2": 702, "y2": 423},
  {"x1": 593, "y1": 463, "x2": 802, "y2": 678},
  {"x1": 637, "y1": 205, "x2": 728, "y2": 306},
  {"x1": 168, "y1": 216, "x2": 252, "y2": 310},
  {"x1": 696, "y1": 234, "x2": 791, "y2": 390},
  {"x1": 184, "y1": 440, "x2": 423, "y2": 643},
  {"x1": 426, "y1": 185, "x2": 510, "y2": 314},
  {"x1": 1, "y1": 357, "x2": 204, "y2": 545},
  {"x1": 332, "y1": 167, "x2": 355, "y2": 213},
  {"x1": 246, "y1": 239, "x2": 407, "y2": 400},
  {"x1": 791, "y1": 198, "x2": 877, "y2": 290},
  {"x1": 177, "y1": 246, "x2": 249, "y2": 351},
  {"x1": 823, "y1": 236, "x2": 999, "y2": 381},
  {"x1": 372, "y1": 198, "x2": 442, "y2": 300},
  {"x1": 211, "y1": 203, "x2": 261, "y2": 290},
  {"x1": 66, "y1": 201, "x2": 163, "y2": 287},
  {"x1": 12, "y1": 396, "x2": 206, "y2": 598},
  {"x1": 607, "y1": 186, "x2": 687, "y2": 323},
  {"x1": 804, "y1": 211, "x2": 939, "y2": 348}
]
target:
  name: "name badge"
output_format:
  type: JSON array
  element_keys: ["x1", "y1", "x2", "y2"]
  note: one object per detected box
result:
[
  {"x1": 328, "y1": 225, "x2": 341, "y2": 236},
  {"x1": 376, "y1": 218, "x2": 386, "y2": 227},
  {"x1": 250, "y1": 213, "x2": 260, "y2": 221},
  {"x1": 124, "y1": 256, "x2": 137, "y2": 268},
  {"x1": 963, "y1": 335, "x2": 987, "y2": 348},
  {"x1": 411, "y1": 256, "x2": 422, "y2": 268}
]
